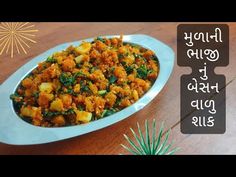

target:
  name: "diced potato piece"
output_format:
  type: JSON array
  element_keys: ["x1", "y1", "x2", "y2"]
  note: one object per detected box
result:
[
  {"x1": 143, "y1": 50, "x2": 154, "y2": 59},
  {"x1": 51, "y1": 115, "x2": 65, "y2": 126},
  {"x1": 39, "y1": 82, "x2": 53, "y2": 93},
  {"x1": 74, "y1": 55, "x2": 84, "y2": 64},
  {"x1": 132, "y1": 89, "x2": 139, "y2": 101},
  {"x1": 76, "y1": 42, "x2": 92, "y2": 54},
  {"x1": 45, "y1": 64, "x2": 60, "y2": 79},
  {"x1": 89, "y1": 69, "x2": 106, "y2": 81},
  {"x1": 132, "y1": 47, "x2": 139, "y2": 54},
  {"x1": 127, "y1": 74, "x2": 135, "y2": 82},
  {"x1": 120, "y1": 98, "x2": 131, "y2": 107},
  {"x1": 110, "y1": 85, "x2": 123, "y2": 94},
  {"x1": 61, "y1": 58, "x2": 76, "y2": 72},
  {"x1": 123, "y1": 55, "x2": 135, "y2": 65},
  {"x1": 134, "y1": 78, "x2": 147, "y2": 87},
  {"x1": 82, "y1": 55, "x2": 90, "y2": 62},
  {"x1": 74, "y1": 54, "x2": 90, "y2": 64},
  {"x1": 38, "y1": 92, "x2": 54, "y2": 108},
  {"x1": 21, "y1": 106, "x2": 32, "y2": 118},
  {"x1": 75, "y1": 94, "x2": 85, "y2": 104},
  {"x1": 59, "y1": 94, "x2": 72, "y2": 108},
  {"x1": 50, "y1": 98, "x2": 64, "y2": 111},
  {"x1": 20, "y1": 106, "x2": 42, "y2": 120},
  {"x1": 52, "y1": 79, "x2": 61, "y2": 91},
  {"x1": 89, "y1": 83, "x2": 98, "y2": 94},
  {"x1": 74, "y1": 110, "x2": 92, "y2": 123},
  {"x1": 55, "y1": 56, "x2": 63, "y2": 64},
  {"x1": 84, "y1": 97, "x2": 94, "y2": 112},
  {"x1": 105, "y1": 92, "x2": 117, "y2": 107},
  {"x1": 95, "y1": 41, "x2": 107, "y2": 51},
  {"x1": 118, "y1": 46, "x2": 128, "y2": 54},
  {"x1": 22, "y1": 78, "x2": 33, "y2": 88},
  {"x1": 114, "y1": 66, "x2": 127, "y2": 79},
  {"x1": 73, "y1": 84, "x2": 80, "y2": 93},
  {"x1": 31, "y1": 107, "x2": 42, "y2": 119}
]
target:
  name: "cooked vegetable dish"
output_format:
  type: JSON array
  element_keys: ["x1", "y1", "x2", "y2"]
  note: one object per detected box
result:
[{"x1": 10, "y1": 35, "x2": 159, "y2": 127}]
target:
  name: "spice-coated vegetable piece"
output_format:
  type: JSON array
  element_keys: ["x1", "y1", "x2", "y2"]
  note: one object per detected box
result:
[
  {"x1": 76, "y1": 42, "x2": 92, "y2": 54},
  {"x1": 74, "y1": 110, "x2": 92, "y2": 123},
  {"x1": 50, "y1": 98, "x2": 64, "y2": 112},
  {"x1": 39, "y1": 82, "x2": 54, "y2": 93}
]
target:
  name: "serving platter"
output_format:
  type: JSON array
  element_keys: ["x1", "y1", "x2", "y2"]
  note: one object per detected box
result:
[{"x1": 0, "y1": 34, "x2": 175, "y2": 145}]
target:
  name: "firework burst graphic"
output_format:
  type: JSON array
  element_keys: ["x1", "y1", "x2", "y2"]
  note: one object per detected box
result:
[{"x1": 0, "y1": 22, "x2": 38, "y2": 58}]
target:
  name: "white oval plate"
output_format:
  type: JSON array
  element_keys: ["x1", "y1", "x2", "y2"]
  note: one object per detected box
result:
[{"x1": 0, "y1": 34, "x2": 175, "y2": 145}]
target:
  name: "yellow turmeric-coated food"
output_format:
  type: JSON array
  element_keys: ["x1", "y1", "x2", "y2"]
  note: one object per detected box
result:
[{"x1": 10, "y1": 36, "x2": 159, "y2": 127}]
